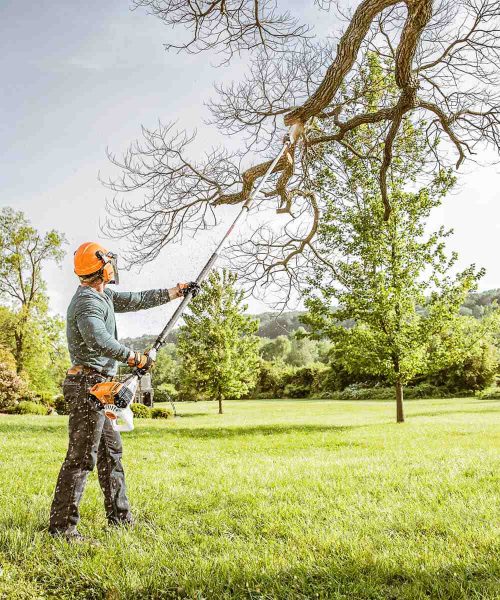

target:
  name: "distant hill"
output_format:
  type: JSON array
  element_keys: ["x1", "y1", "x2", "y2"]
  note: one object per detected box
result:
[
  {"x1": 121, "y1": 289, "x2": 500, "y2": 348},
  {"x1": 460, "y1": 289, "x2": 500, "y2": 318},
  {"x1": 120, "y1": 331, "x2": 177, "y2": 350},
  {"x1": 120, "y1": 311, "x2": 307, "y2": 348},
  {"x1": 254, "y1": 311, "x2": 306, "y2": 338}
]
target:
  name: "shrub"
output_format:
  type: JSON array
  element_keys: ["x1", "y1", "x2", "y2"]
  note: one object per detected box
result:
[
  {"x1": 320, "y1": 362, "x2": 386, "y2": 393},
  {"x1": 403, "y1": 383, "x2": 453, "y2": 399},
  {"x1": 283, "y1": 363, "x2": 328, "y2": 398},
  {"x1": 151, "y1": 406, "x2": 174, "y2": 419},
  {"x1": 0, "y1": 362, "x2": 26, "y2": 411},
  {"x1": 7, "y1": 401, "x2": 48, "y2": 415},
  {"x1": 430, "y1": 340, "x2": 498, "y2": 392},
  {"x1": 19, "y1": 391, "x2": 57, "y2": 409},
  {"x1": 334, "y1": 385, "x2": 394, "y2": 400},
  {"x1": 131, "y1": 403, "x2": 152, "y2": 418},
  {"x1": 19, "y1": 389, "x2": 38, "y2": 402},
  {"x1": 322, "y1": 383, "x2": 471, "y2": 400},
  {"x1": 32, "y1": 392, "x2": 57, "y2": 408},
  {"x1": 53, "y1": 394, "x2": 69, "y2": 415},
  {"x1": 253, "y1": 361, "x2": 289, "y2": 399},
  {"x1": 476, "y1": 386, "x2": 500, "y2": 399},
  {"x1": 154, "y1": 383, "x2": 178, "y2": 403}
]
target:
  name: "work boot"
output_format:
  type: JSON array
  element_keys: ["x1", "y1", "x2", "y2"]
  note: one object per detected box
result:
[
  {"x1": 50, "y1": 528, "x2": 100, "y2": 546},
  {"x1": 108, "y1": 515, "x2": 135, "y2": 529}
]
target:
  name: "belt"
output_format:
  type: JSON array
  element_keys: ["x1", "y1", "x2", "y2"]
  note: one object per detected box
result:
[{"x1": 67, "y1": 365, "x2": 113, "y2": 378}]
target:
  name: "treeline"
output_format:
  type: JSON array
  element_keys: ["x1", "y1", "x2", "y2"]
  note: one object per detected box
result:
[
  {"x1": 460, "y1": 290, "x2": 500, "y2": 319},
  {"x1": 0, "y1": 209, "x2": 69, "y2": 414},
  {"x1": 120, "y1": 289, "x2": 500, "y2": 403},
  {"x1": 146, "y1": 314, "x2": 499, "y2": 403}
]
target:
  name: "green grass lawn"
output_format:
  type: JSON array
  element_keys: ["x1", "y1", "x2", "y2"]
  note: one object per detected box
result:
[{"x1": 0, "y1": 398, "x2": 499, "y2": 599}]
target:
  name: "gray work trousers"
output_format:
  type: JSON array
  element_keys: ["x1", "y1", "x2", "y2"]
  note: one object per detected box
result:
[{"x1": 49, "y1": 373, "x2": 132, "y2": 534}]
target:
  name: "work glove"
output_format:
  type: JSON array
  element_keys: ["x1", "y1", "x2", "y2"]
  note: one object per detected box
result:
[
  {"x1": 127, "y1": 351, "x2": 155, "y2": 372},
  {"x1": 177, "y1": 281, "x2": 201, "y2": 298}
]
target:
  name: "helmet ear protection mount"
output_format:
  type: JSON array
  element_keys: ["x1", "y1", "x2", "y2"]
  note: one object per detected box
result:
[{"x1": 95, "y1": 250, "x2": 120, "y2": 285}]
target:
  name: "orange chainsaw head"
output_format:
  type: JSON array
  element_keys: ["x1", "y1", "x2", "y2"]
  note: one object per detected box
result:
[
  {"x1": 89, "y1": 381, "x2": 123, "y2": 406},
  {"x1": 74, "y1": 242, "x2": 119, "y2": 284}
]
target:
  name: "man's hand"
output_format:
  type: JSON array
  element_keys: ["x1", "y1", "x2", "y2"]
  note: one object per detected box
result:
[
  {"x1": 168, "y1": 282, "x2": 201, "y2": 300},
  {"x1": 127, "y1": 351, "x2": 155, "y2": 372},
  {"x1": 177, "y1": 281, "x2": 201, "y2": 298}
]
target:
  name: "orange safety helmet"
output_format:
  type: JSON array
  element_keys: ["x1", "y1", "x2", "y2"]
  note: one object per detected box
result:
[{"x1": 74, "y1": 242, "x2": 119, "y2": 284}]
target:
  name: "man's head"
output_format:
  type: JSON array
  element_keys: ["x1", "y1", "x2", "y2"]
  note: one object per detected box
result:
[{"x1": 74, "y1": 242, "x2": 120, "y2": 286}]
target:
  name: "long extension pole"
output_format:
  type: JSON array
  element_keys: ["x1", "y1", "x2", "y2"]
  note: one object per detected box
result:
[
  {"x1": 150, "y1": 125, "x2": 301, "y2": 354},
  {"x1": 104, "y1": 126, "x2": 302, "y2": 430}
]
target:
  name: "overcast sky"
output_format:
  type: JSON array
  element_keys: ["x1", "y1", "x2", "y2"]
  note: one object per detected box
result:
[{"x1": 2, "y1": 0, "x2": 499, "y2": 338}]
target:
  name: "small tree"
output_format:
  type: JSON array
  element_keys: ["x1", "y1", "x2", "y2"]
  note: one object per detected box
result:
[
  {"x1": 177, "y1": 270, "x2": 260, "y2": 413},
  {"x1": 0, "y1": 208, "x2": 66, "y2": 375},
  {"x1": 304, "y1": 60, "x2": 483, "y2": 422}
]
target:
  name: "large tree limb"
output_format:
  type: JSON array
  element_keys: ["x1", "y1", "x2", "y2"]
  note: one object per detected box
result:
[{"x1": 106, "y1": 0, "x2": 500, "y2": 297}]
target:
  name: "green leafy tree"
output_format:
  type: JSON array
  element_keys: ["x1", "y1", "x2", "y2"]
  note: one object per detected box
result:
[
  {"x1": 0, "y1": 306, "x2": 16, "y2": 353},
  {"x1": 260, "y1": 335, "x2": 292, "y2": 363},
  {"x1": 0, "y1": 208, "x2": 66, "y2": 376},
  {"x1": 304, "y1": 56, "x2": 483, "y2": 422},
  {"x1": 153, "y1": 343, "x2": 179, "y2": 388},
  {"x1": 23, "y1": 314, "x2": 69, "y2": 396},
  {"x1": 0, "y1": 303, "x2": 68, "y2": 396},
  {"x1": 316, "y1": 340, "x2": 333, "y2": 364},
  {"x1": 424, "y1": 313, "x2": 500, "y2": 392},
  {"x1": 253, "y1": 360, "x2": 289, "y2": 399},
  {"x1": 177, "y1": 270, "x2": 260, "y2": 413},
  {"x1": 286, "y1": 328, "x2": 319, "y2": 367},
  {"x1": 152, "y1": 343, "x2": 180, "y2": 401}
]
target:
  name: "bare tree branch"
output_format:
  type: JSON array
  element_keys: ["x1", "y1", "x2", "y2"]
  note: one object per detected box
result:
[
  {"x1": 132, "y1": 0, "x2": 311, "y2": 62},
  {"x1": 106, "y1": 0, "x2": 500, "y2": 300}
]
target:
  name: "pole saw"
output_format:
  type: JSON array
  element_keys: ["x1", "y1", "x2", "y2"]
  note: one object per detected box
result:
[{"x1": 89, "y1": 124, "x2": 303, "y2": 431}]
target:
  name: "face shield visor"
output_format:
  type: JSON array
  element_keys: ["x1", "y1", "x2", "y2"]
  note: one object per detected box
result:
[{"x1": 107, "y1": 252, "x2": 120, "y2": 285}]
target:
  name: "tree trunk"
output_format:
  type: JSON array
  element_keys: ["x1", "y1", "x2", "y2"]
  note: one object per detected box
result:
[
  {"x1": 218, "y1": 397, "x2": 223, "y2": 414},
  {"x1": 14, "y1": 309, "x2": 30, "y2": 375},
  {"x1": 14, "y1": 330, "x2": 24, "y2": 374},
  {"x1": 395, "y1": 380, "x2": 404, "y2": 423}
]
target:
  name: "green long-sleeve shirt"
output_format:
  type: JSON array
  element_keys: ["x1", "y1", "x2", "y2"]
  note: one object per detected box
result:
[{"x1": 67, "y1": 286, "x2": 171, "y2": 375}]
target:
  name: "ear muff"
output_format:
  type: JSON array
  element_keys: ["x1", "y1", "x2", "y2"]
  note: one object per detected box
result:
[
  {"x1": 102, "y1": 262, "x2": 115, "y2": 284},
  {"x1": 95, "y1": 251, "x2": 119, "y2": 285}
]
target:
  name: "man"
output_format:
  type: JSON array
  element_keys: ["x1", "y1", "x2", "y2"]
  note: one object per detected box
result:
[{"x1": 49, "y1": 242, "x2": 198, "y2": 541}]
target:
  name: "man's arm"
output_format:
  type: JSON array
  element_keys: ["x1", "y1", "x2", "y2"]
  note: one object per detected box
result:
[
  {"x1": 76, "y1": 302, "x2": 132, "y2": 362},
  {"x1": 108, "y1": 287, "x2": 183, "y2": 313}
]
